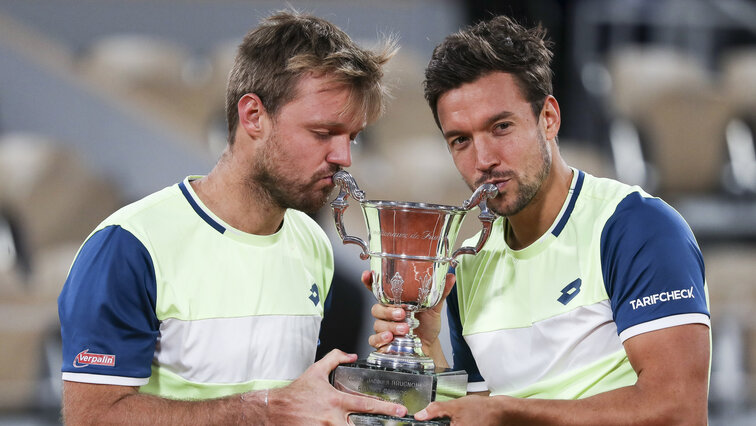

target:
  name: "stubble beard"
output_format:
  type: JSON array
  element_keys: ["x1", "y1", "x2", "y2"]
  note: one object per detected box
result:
[
  {"x1": 250, "y1": 131, "x2": 338, "y2": 214},
  {"x1": 474, "y1": 132, "x2": 552, "y2": 217}
]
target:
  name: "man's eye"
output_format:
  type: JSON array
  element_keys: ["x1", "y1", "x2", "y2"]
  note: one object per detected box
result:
[
  {"x1": 494, "y1": 122, "x2": 511, "y2": 132},
  {"x1": 313, "y1": 131, "x2": 330, "y2": 139},
  {"x1": 449, "y1": 137, "x2": 469, "y2": 149}
]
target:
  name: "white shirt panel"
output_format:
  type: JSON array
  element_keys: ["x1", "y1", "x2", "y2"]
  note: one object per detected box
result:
[
  {"x1": 464, "y1": 300, "x2": 623, "y2": 394},
  {"x1": 156, "y1": 315, "x2": 321, "y2": 383}
]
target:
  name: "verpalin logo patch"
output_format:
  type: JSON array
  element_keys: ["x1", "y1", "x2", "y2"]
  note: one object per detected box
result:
[{"x1": 73, "y1": 349, "x2": 116, "y2": 368}]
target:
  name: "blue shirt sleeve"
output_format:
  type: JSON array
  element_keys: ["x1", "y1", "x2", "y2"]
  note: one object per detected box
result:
[
  {"x1": 600, "y1": 193, "x2": 709, "y2": 336},
  {"x1": 58, "y1": 225, "x2": 159, "y2": 379},
  {"x1": 446, "y1": 283, "x2": 483, "y2": 384}
]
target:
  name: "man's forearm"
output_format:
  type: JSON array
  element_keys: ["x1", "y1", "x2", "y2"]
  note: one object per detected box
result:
[
  {"x1": 491, "y1": 381, "x2": 707, "y2": 426},
  {"x1": 63, "y1": 382, "x2": 269, "y2": 425},
  {"x1": 63, "y1": 350, "x2": 409, "y2": 425},
  {"x1": 418, "y1": 382, "x2": 707, "y2": 425}
]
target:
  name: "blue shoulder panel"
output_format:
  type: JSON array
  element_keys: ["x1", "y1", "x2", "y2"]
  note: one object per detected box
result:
[
  {"x1": 446, "y1": 284, "x2": 483, "y2": 383},
  {"x1": 600, "y1": 193, "x2": 708, "y2": 335},
  {"x1": 58, "y1": 225, "x2": 159, "y2": 378}
]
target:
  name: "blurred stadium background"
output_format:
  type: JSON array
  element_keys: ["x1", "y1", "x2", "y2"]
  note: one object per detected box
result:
[{"x1": 0, "y1": 0, "x2": 754, "y2": 424}]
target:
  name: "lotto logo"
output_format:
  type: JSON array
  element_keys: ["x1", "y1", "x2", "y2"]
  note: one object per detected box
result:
[{"x1": 73, "y1": 349, "x2": 116, "y2": 368}]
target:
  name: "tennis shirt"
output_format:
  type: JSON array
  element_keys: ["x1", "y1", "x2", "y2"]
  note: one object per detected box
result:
[
  {"x1": 58, "y1": 176, "x2": 334, "y2": 400},
  {"x1": 448, "y1": 169, "x2": 710, "y2": 397}
]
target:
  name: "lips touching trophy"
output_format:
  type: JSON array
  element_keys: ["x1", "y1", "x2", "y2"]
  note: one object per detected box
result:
[{"x1": 329, "y1": 170, "x2": 498, "y2": 425}]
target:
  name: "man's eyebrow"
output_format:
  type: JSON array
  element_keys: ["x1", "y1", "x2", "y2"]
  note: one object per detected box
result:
[
  {"x1": 484, "y1": 111, "x2": 515, "y2": 128},
  {"x1": 309, "y1": 121, "x2": 347, "y2": 128},
  {"x1": 442, "y1": 111, "x2": 515, "y2": 140},
  {"x1": 306, "y1": 121, "x2": 357, "y2": 133},
  {"x1": 442, "y1": 128, "x2": 464, "y2": 140},
  {"x1": 307, "y1": 121, "x2": 365, "y2": 136}
]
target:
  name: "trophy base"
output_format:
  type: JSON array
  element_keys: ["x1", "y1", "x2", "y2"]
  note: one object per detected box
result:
[
  {"x1": 348, "y1": 413, "x2": 449, "y2": 425},
  {"x1": 330, "y1": 359, "x2": 466, "y2": 421}
]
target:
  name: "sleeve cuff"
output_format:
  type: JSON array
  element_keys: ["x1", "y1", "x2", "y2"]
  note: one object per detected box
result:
[
  {"x1": 619, "y1": 313, "x2": 711, "y2": 342},
  {"x1": 62, "y1": 372, "x2": 149, "y2": 386}
]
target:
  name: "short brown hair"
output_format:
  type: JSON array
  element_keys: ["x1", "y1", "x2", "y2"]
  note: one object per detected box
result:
[
  {"x1": 424, "y1": 15, "x2": 554, "y2": 128},
  {"x1": 226, "y1": 10, "x2": 396, "y2": 143}
]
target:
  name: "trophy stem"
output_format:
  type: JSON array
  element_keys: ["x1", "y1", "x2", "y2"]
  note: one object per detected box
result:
[
  {"x1": 367, "y1": 310, "x2": 435, "y2": 371},
  {"x1": 405, "y1": 310, "x2": 420, "y2": 338}
]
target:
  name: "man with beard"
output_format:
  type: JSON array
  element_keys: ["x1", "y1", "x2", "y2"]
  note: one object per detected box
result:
[
  {"x1": 57, "y1": 11, "x2": 407, "y2": 424},
  {"x1": 369, "y1": 15, "x2": 710, "y2": 424}
]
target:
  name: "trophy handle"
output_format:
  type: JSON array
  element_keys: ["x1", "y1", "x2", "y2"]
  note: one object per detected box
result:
[
  {"x1": 462, "y1": 183, "x2": 498, "y2": 210},
  {"x1": 330, "y1": 171, "x2": 370, "y2": 260},
  {"x1": 451, "y1": 183, "x2": 498, "y2": 265}
]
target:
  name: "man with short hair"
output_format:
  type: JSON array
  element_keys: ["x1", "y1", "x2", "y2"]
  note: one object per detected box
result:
[
  {"x1": 58, "y1": 11, "x2": 407, "y2": 424},
  {"x1": 370, "y1": 15, "x2": 710, "y2": 424}
]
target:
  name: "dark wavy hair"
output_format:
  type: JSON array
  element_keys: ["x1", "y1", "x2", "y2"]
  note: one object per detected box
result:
[{"x1": 424, "y1": 15, "x2": 554, "y2": 128}]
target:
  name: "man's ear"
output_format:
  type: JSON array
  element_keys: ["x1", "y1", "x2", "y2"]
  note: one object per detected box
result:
[
  {"x1": 237, "y1": 93, "x2": 267, "y2": 138},
  {"x1": 541, "y1": 95, "x2": 561, "y2": 141}
]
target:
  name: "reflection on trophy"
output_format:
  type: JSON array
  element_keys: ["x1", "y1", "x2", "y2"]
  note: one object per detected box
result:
[{"x1": 329, "y1": 171, "x2": 497, "y2": 425}]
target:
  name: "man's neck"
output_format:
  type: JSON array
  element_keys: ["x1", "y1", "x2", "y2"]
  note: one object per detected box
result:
[
  {"x1": 505, "y1": 159, "x2": 573, "y2": 250},
  {"x1": 190, "y1": 149, "x2": 285, "y2": 236}
]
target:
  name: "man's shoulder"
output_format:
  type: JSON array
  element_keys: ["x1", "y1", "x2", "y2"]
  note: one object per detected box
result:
[
  {"x1": 575, "y1": 172, "x2": 677, "y2": 231},
  {"x1": 577, "y1": 172, "x2": 645, "y2": 207},
  {"x1": 577, "y1": 172, "x2": 687, "y2": 234},
  {"x1": 98, "y1": 183, "x2": 182, "y2": 230}
]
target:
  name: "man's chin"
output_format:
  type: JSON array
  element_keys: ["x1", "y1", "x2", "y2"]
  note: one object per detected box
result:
[
  {"x1": 488, "y1": 196, "x2": 520, "y2": 218},
  {"x1": 291, "y1": 191, "x2": 332, "y2": 215}
]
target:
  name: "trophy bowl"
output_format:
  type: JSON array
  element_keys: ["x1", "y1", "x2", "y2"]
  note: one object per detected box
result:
[{"x1": 331, "y1": 171, "x2": 498, "y2": 372}]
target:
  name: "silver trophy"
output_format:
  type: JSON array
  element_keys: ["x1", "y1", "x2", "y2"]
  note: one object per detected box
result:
[{"x1": 329, "y1": 171, "x2": 497, "y2": 423}]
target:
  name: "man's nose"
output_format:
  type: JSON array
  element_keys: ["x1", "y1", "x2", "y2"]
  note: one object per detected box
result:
[
  {"x1": 475, "y1": 137, "x2": 500, "y2": 172},
  {"x1": 327, "y1": 137, "x2": 352, "y2": 168}
]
